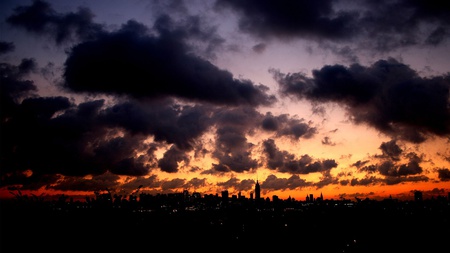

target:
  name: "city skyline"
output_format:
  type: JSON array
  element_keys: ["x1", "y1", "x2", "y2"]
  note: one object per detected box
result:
[{"x1": 1, "y1": 0, "x2": 450, "y2": 202}]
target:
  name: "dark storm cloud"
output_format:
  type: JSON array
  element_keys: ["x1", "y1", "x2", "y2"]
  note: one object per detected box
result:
[
  {"x1": 235, "y1": 178, "x2": 256, "y2": 192},
  {"x1": 384, "y1": 175, "x2": 429, "y2": 186},
  {"x1": 0, "y1": 95, "x2": 81, "y2": 179},
  {"x1": 216, "y1": 177, "x2": 240, "y2": 190},
  {"x1": 261, "y1": 112, "x2": 317, "y2": 139},
  {"x1": 262, "y1": 139, "x2": 338, "y2": 174},
  {"x1": 1, "y1": 85, "x2": 220, "y2": 187},
  {"x1": 360, "y1": 154, "x2": 423, "y2": 178},
  {"x1": 0, "y1": 59, "x2": 38, "y2": 121},
  {"x1": 100, "y1": 99, "x2": 213, "y2": 151},
  {"x1": 214, "y1": 0, "x2": 358, "y2": 41},
  {"x1": 0, "y1": 41, "x2": 15, "y2": 54},
  {"x1": 272, "y1": 58, "x2": 450, "y2": 143},
  {"x1": 161, "y1": 178, "x2": 186, "y2": 191},
  {"x1": 1, "y1": 97, "x2": 112, "y2": 179},
  {"x1": 358, "y1": 164, "x2": 377, "y2": 174},
  {"x1": 314, "y1": 171, "x2": 339, "y2": 189},
  {"x1": 352, "y1": 142, "x2": 435, "y2": 184},
  {"x1": 378, "y1": 140, "x2": 403, "y2": 161},
  {"x1": 350, "y1": 176, "x2": 381, "y2": 187},
  {"x1": 437, "y1": 168, "x2": 450, "y2": 181},
  {"x1": 210, "y1": 107, "x2": 261, "y2": 173},
  {"x1": 94, "y1": 134, "x2": 153, "y2": 176},
  {"x1": 216, "y1": 177, "x2": 256, "y2": 192},
  {"x1": 6, "y1": 0, "x2": 105, "y2": 44},
  {"x1": 215, "y1": 0, "x2": 450, "y2": 50},
  {"x1": 184, "y1": 177, "x2": 208, "y2": 190},
  {"x1": 50, "y1": 172, "x2": 121, "y2": 192},
  {"x1": 358, "y1": 0, "x2": 450, "y2": 49},
  {"x1": 122, "y1": 175, "x2": 161, "y2": 193},
  {"x1": 3, "y1": 173, "x2": 62, "y2": 191},
  {"x1": 5, "y1": 1, "x2": 274, "y2": 106},
  {"x1": 62, "y1": 17, "x2": 275, "y2": 106},
  {"x1": 208, "y1": 106, "x2": 319, "y2": 174},
  {"x1": 0, "y1": 60, "x2": 295, "y2": 190},
  {"x1": 261, "y1": 174, "x2": 311, "y2": 191},
  {"x1": 158, "y1": 145, "x2": 190, "y2": 173}
]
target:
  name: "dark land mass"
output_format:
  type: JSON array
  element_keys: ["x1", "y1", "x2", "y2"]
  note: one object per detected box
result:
[{"x1": 1, "y1": 194, "x2": 449, "y2": 253}]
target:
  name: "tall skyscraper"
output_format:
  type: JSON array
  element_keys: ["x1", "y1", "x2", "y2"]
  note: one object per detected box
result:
[{"x1": 255, "y1": 180, "x2": 260, "y2": 200}]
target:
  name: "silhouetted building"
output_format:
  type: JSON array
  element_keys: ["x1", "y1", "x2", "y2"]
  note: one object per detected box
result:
[
  {"x1": 221, "y1": 190, "x2": 229, "y2": 201},
  {"x1": 317, "y1": 192, "x2": 323, "y2": 202},
  {"x1": 192, "y1": 192, "x2": 201, "y2": 199},
  {"x1": 255, "y1": 180, "x2": 260, "y2": 200},
  {"x1": 415, "y1": 191, "x2": 423, "y2": 201}
]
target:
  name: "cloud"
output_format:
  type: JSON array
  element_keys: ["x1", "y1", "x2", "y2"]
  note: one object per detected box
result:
[
  {"x1": 378, "y1": 139, "x2": 403, "y2": 161},
  {"x1": 262, "y1": 139, "x2": 338, "y2": 174},
  {"x1": 359, "y1": 153, "x2": 424, "y2": 178},
  {"x1": 6, "y1": 1, "x2": 276, "y2": 107},
  {"x1": 100, "y1": 99, "x2": 213, "y2": 150},
  {"x1": 0, "y1": 59, "x2": 38, "y2": 120},
  {"x1": 215, "y1": 0, "x2": 450, "y2": 52},
  {"x1": 0, "y1": 41, "x2": 15, "y2": 55},
  {"x1": 261, "y1": 174, "x2": 311, "y2": 191},
  {"x1": 0, "y1": 58, "x2": 307, "y2": 191},
  {"x1": 321, "y1": 136, "x2": 336, "y2": 146},
  {"x1": 210, "y1": 107, "x2": 262, "y2": 173},
  {"x1": 62, "y1": 19, "x2": 276, "y2": 106},
  {"x1": 161, "y1": 178, "x2": 186, "y2": 191},
  {"x1": 6, "y1": 0, "x2": 105, "y2": 44},
  {"x1": 262, "y1": 112, "x2": 317, "y2": 139},
  {"x1": 252, "y1": 43, "x2": 266, "y2": 53},
  {"x1": 272, "y1": 58, "x2": 450, "y2": 143},
  {"x1": 184, "y1": 177, "x2": 208, "y2": 190},
  {"x1": 315, "y1": 171, "x2": 339, "y2": 188},
  {"x1": 437, "y1": 168, "x2": 450, "y2": 181},
  {"x1": 50, "y1": 172, "x2": 121, "y2": 192},
  {"x1": 158, "y1": 145, "x2": 190, "y2": 173},
  {"x1": 2, "y1": 0, "x2": 449, "y2": 198},
  {"x1": 350, "y1": 176, "x2": 381, "y2": 187},
  {"x1": 214, "y1": 0, "x2": 358, "y2": 41}
]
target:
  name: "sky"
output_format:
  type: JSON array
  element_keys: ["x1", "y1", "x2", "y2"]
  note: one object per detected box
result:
[{"x1": 0, "y1": 0, "x2": 449, "y2": 202}]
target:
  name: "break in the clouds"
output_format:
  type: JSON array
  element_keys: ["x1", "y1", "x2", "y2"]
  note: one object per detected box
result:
[{"x1": 272, "y1": 58, "x2": 450, "y2": 143}]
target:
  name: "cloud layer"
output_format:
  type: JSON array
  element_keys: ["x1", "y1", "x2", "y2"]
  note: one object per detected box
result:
[{"x1": 1, "y1": 0, "x2": 449, "y2": 199}]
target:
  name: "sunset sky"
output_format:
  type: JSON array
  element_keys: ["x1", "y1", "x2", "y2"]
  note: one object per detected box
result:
[{"x1": 1, "y1": 0, "x2": 449, "y2": 202}]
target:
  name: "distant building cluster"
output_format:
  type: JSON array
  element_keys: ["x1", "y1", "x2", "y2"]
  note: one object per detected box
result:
[{"x1": 6, "y1": 182, "x2": 450, "y2": 215}]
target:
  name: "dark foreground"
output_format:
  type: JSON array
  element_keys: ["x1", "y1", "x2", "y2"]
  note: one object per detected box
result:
[{"x1": 1, "y1": 199, "x2": 449, "y2": 253}]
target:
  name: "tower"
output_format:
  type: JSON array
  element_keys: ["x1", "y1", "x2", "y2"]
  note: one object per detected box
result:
[{"x1": 255, "y1": 180, "x2": 260, "y2": 200}]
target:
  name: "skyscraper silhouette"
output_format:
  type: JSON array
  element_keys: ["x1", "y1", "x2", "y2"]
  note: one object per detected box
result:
[{"x1": 255, "y1": 180, "x2": 260, "y2": 200}]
